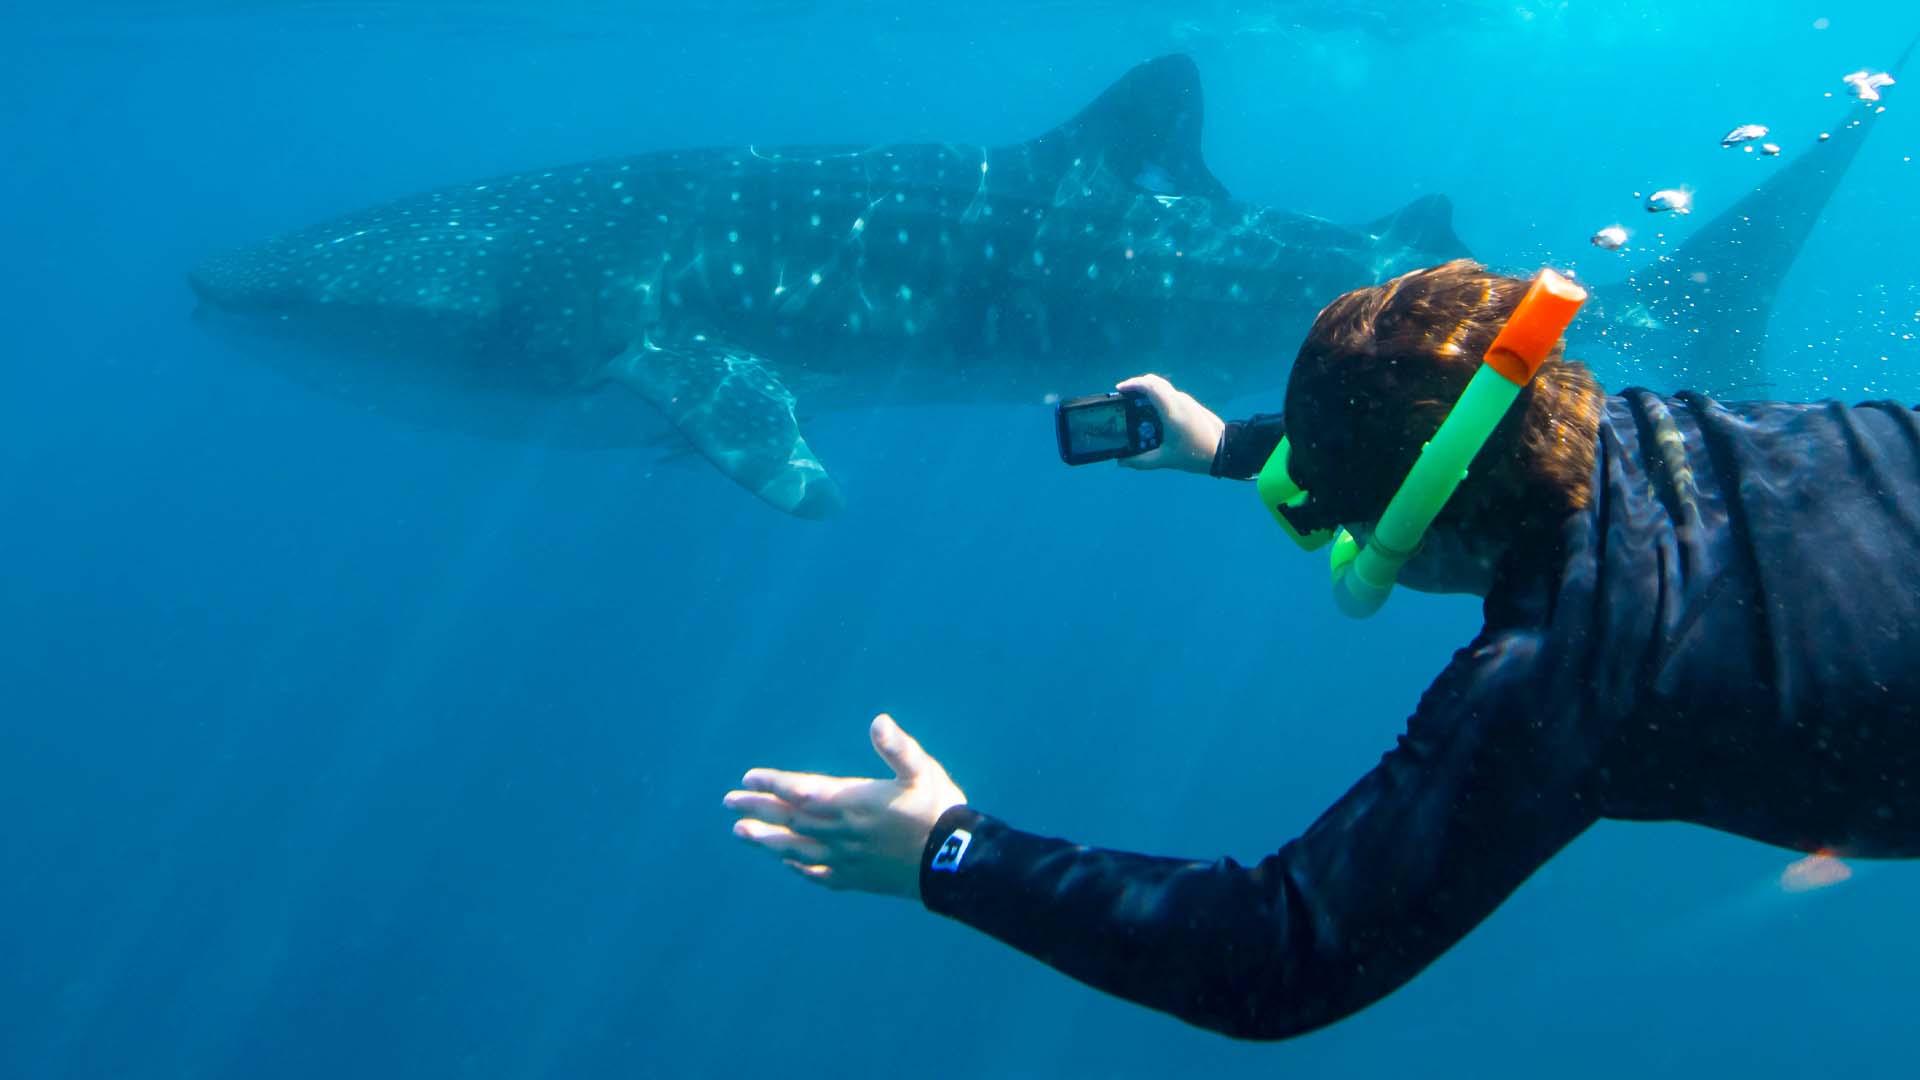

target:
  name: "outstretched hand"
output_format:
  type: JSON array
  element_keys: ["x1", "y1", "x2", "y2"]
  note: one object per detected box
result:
[
  {"x1": 725, "y1": 714, "x2": 967, "y2": 900},
  {"x1": 1115, "y1": 373, "x2": 1226, "y2": 474}
]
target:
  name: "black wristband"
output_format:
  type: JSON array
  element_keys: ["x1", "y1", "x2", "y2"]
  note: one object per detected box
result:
[
  {"x1": 919, "y1": 804, "x2": 991, "y2": 910},
  {"x1": 1211, "y1": 412, "x2": 1287, "y2": 479}
]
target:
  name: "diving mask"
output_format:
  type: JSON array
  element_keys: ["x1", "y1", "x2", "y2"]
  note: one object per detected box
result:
[{"x1": 1255, "y1": 268, "x2": 1588, "y2": 617}]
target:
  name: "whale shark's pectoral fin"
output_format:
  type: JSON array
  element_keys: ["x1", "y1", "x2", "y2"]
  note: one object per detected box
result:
[{"x1": 604, "y1": 339, "x2": 844, "y2": 519}]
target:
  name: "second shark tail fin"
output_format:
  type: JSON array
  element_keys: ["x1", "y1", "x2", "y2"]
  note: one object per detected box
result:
[{"x1": 1610, "y1": 31, "x2": 1916, "y2": 393}]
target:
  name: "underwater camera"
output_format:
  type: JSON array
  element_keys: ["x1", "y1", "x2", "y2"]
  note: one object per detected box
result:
[{"x1": 1054, "y1": 390, "x2": 1164, "y2": 465}]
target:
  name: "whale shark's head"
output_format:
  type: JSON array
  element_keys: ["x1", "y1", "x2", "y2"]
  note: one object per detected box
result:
[
  {"x1": 185, "y1": 223, "x2": 601, "y2": 422},
  {"x1": 188, "y1": 243, "x2": 301, "y2": 314},
  {"x1": 187, "y1": 221, "x2": 509, "y2": 363},
  {"x1": 189, "y1": 241, "x2": 313, "y2": 344},
  {"x1": 186, "y1": 228, "x2": 665, "y2": 447},
  {"x1": 189, "y1": 243, "x2": 343, "y2": 366}
]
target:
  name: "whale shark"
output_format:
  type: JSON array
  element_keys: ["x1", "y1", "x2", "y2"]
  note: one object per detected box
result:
[
  {"x1": 1596, "y1": 31, "x2": 1915, "y2": 392},
  {"x1": 189, "y1": 52, "x2": 1901, "y2": 517}
]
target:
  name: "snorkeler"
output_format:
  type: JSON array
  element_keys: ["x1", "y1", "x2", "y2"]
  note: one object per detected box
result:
[{"x1": 723, "y1": 258, "x2": 1920, "y2": 1039}]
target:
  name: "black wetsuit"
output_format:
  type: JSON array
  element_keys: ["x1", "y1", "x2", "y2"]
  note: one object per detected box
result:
[{"x1": 917, "y1": 389, "x2": 1920, "y2": 1040}]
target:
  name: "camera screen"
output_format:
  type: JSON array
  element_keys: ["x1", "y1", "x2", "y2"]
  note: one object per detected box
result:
[{"x1": 1065, "y1": 400, "x2": 1129, "y2": 454}]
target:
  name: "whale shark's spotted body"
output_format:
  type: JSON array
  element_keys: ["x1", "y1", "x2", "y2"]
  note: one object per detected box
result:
[{"x1": 190, "y1": 53, "x2": 1899, "y2": 516}]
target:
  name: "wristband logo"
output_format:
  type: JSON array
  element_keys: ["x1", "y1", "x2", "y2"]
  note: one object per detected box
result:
[{"x1": 930, "y1": 828, "x2": 973, "y2": 873}]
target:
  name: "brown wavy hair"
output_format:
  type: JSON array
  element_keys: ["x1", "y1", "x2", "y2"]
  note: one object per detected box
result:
[{"x1": 1281, "y1": 260, "x2": 1605, "y2": 542}]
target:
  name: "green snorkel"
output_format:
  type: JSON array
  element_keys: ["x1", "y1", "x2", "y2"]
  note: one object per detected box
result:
[{"x1": 1256, "y1": 268, "x2": 1589, "y2": 618}]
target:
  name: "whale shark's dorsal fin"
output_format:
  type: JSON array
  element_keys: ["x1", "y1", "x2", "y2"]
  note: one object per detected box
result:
[
  {"x1": 1017, "y1": 54, "x2": 1229, "y2": 199},
  {"x1": 1363, "y1": 194, "x2": 1471, "y2": 259}
]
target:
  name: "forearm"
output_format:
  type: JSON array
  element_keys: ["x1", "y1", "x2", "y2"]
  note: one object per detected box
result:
[
  {"x1": 918, "y1": 806, "x2": 1363, "y2": 1040},
  {"x1": 916, "y1": 717, "x2": 1595, "y2": 1041}
]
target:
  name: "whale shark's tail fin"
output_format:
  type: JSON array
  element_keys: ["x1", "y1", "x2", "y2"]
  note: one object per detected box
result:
[
  {"x1": 1611, "y1": 31, "x2": 1915, "y2": 393},
  {"x1": 1015, "y1": 54, "x2": 1230, "y2": 199}
]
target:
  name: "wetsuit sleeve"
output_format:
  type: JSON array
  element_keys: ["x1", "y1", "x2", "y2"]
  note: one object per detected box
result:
[
  {"x1": 918, "y1": 626, "x2": 1601, "y2": 1040},
  {"x1": 1211, "y1": 413, "x2": 1286, "y2": 479}
]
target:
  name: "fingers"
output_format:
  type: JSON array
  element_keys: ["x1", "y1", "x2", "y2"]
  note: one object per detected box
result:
[
  {"x1": 1116, "y1": 372, "x2": 1171, "y2": 392},
  {"x1": 729, "y1": 715, "x2": 949, "y2": 897},
  {"x1": 740, "y1": 767, "x2": 854, "y2": 810},
  {"x1": 1115, "y1": 371, "x2": 1224, "y2": 476},
  {"x1": 1115, "y1": 372, "x2": 1178, "y2": 413},
  {"x1": 732, "y1": 818, "x2": 831, "y2": 863},
  {"x1": 1114, "y1": 374, "x2": 1182, "y2": 471},
  {"x1": 869, "y1": 713, "x2": 937, "y2": 782},
  {"x1": 784, "y1": 858, "x2": 838, "y2": 888},
  {"x1": 725, "y1": 786, "x2": 847, "y2": 888},
  {"x1": 722, "y1": 790, "x2": 847, "y2": 835},
  {"x1": 723, "y1": 790, "x2": 790, "y2": 819}
]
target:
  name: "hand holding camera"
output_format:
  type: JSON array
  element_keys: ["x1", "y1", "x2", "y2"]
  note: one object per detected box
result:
[{"x1": 1054, "y1": 373, "x2": 1226, "y2": 474}]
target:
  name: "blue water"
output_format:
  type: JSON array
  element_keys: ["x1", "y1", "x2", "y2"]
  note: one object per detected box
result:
[{"x1": 4, "y1": 2, "x2": 1918, "y2": 1077}]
